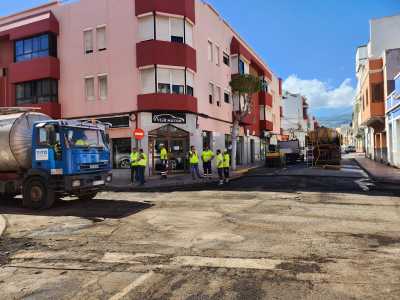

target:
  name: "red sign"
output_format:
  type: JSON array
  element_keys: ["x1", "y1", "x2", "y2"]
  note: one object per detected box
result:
[{"x1": 133, "y1": 128, "x2": 145, "y2": 140}]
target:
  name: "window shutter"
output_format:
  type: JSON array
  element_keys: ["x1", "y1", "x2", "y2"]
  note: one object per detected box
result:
[
  {"x1": 97, "y1": 27, "x2": 106, "y2": 50},
  {"x1": 99, "y1": 75, "x2": 108, "y2": 100},
  {"x1": 85, "y1": 78, "x2": 95, "y2": 100},
  {"x1": 186, "y1": 70, "x2": 194, "y2": 87},
  {"x1": 156, "y1": 16, "x2": 169, "y2": 41},
  {"x1": 170, "y1": 17, "x2": 184, "y2": 38},
  {"x1": 138, "y1": 15, "x2": 154, "y2": 41},
  {"x1": 84, "y1": 30, "x2": 93, "y2": 53},
  {"x1": 171, "y1": 69, "x2": 185, "y2": 86},
  {"x1": 157, "y1": 68, "x2": 171, "y2": 84},
  {"x1": 185, "y1": 20, "x2": 193, "y2": 46},
  {"x1": 140, "y1": 68, "x2": 155, "y2": 94}
]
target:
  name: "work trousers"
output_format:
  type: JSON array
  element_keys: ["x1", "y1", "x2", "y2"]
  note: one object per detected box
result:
[
  {"x1": 190, "y1": 164, "x2": 202, "y2": 179},
  {"x1": 130, "y1": 166, "x2": 138, "y2": 183},
  {"x1": 137, "y1": 166, "x2": 146, "y2": 185},
  {"x1": 203, "y1": 161, "x2": 212, "y2": 176}
]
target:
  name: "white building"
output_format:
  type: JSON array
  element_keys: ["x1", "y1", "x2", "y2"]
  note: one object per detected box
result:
[{"x1": 281, "y1": 91, "x2": 312, "y2": 149}]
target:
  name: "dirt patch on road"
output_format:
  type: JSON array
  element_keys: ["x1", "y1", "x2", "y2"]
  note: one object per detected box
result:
[
  {"x1": 349, "y1": 233, "x2": 400, "y2": 248},
  {"x1": 276, "y1": 261, "x2": 322, "y2": 274},
  {"x1": 0, "y1": 236, "x2": 49, "y2": 266}
]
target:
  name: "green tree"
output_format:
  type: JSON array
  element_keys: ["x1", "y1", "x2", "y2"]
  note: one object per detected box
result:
[{"x1": 229, "y1": 74, "x2": 262, "y2": 170}]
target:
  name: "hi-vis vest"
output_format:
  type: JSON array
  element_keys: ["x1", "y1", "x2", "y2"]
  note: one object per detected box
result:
[
  {"x1": 137, "y1": 153, "x2": 147, "y2": 167},
  {"x1": 160, "y1": 148, "x2": 168, "y2": 160},
  {"x1": 216, "y1": 153, "x2": 224, "y2": 169},
  {"x1": 201, "y1": 150, "x2": 214, "y2": 162},
  {"x1": 189, "y1": 151, "x2": 199, "y2": 164},
  {"x1": 130, "y1": 152, "x2": 139, "y2": 166},
  {"x1": 223, "y1": 153, "x2": 230, "y2": 168}
]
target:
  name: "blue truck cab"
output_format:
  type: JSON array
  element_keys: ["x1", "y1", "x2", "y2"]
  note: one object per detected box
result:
[{"x1": 22, "y1": 119, "x2": 112, "y2": 209}]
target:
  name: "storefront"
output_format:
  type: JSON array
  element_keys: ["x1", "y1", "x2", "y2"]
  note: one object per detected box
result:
[{"x1": 149, "y1": 124, "x2": 190, "y2": 173}]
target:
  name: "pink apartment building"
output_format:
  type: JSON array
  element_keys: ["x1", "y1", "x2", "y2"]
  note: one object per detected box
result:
[{"x1": 0, "y1": 0, "x2": 282, "y2": 172}]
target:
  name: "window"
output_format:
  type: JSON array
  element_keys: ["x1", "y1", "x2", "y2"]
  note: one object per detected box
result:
[
  {"x1": 140, "y1": 68, "x2": 155, "y2": 94},
  {"x1": 260, "y1": 78, "x2": 268, "y2": 92},
  {"x1": 85, "y1": 77, "x2": 95, "y2": 100},
  {"x1": 185, "y1": 20, "x2": 194, "y2": 47},
  {"x1": 186, "y1": 70, "x2": 194, "y2": 96},
  {"x1": 239, "y1": 59, "x2": 245, "y2": 75},
  {"x1": 372, "y1": 83, "x2": 384, "y2": 102},
  {"x1": 15, "y1": 79, "x2": 58, "y2": 105},
  {"x1": 171, "y1": 36, "x2": 184, "y2": 43},
  {"x1": 98, "y1": 75, "x2": 108, "y2": 100},
  {"x1": 84, "y1": 29, "x2": 94, "y2": 54},
  {"x1": 224, "y1": 91, "x2": 230, "y2": 103},
  {"x1": 260, "y1": 105, "x2": 265, "y2": 120},
  {"x1": 138, "y1": 15, "x2": 155, "y2": 41},
  {"x1": 208, "y1": 41, "x2": 213, "y2": 62},
  {"x1": 170, "y1": 17, "x2": 184, "y2": 44},
  {"x1": 216, "y1": 86, "x2": 221, "y2": 107},
  {"x1": 215, "y1": 45, "x2": 220, "y2": 66},
  {"x1": 172, "y1": 85, "x2": 185, "y2": 94},
  {"x1": 223, "y1": 52, "x2": 230, "y2": 66},
  {"x1": 15, "y1": 33, "x2": 56, "y2": 62},
  {"x1": 158, "y1": 83, "x2": 171, "y2": 94},
  {"x1": 208, "y1": 83, "x2": 214, "y2": 104},
  {"x1": 96, "y1": 26, "x2": 107, "y2": 51}
]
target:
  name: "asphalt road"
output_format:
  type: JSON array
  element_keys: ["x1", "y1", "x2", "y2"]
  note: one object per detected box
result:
[{"x1": 0, "y1": 158, "x2": 399, "y2": 299}]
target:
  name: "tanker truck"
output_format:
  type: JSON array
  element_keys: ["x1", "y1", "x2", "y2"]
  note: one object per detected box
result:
[
  {"x1": 0, "y1": 108, "x2": 112, "y2": 209},
  {"x1": 306, "y1": 127, "x2": 342, "y2": 165}
]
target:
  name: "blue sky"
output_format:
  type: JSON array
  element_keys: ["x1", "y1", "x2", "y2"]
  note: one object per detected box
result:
[{"x1": 1, "y1": 0, "x2": 400, "y2": 118}]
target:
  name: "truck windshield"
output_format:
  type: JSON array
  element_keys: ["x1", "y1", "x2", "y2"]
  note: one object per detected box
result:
[{"x1": 66, "y1": 128, "x2": 106, "y2": 148}]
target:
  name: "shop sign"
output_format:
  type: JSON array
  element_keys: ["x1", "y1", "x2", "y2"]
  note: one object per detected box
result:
[{"x1": 152, "y1": 112, "x2": 186, "y2": 124}]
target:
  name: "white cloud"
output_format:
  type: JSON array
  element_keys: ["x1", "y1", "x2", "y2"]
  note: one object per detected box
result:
[{"x1": 282, "y1": 75, "x2": 355, "y2": 109}]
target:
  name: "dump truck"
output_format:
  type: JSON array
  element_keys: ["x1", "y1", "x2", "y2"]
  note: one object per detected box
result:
[
  {"x1": 0, "y1": 108, "x2": 112, "y2": 209},
  {"x1": 306, "y1": 127, "x2": 342, "y2": 165}
]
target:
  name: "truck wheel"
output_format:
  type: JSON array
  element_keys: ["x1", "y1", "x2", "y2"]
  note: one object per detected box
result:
[
  {"x1": 77, "y1": 192, "x2": 97, "y2": 200},
  {"x1": 22, "y1": 178, "x2": 55, "y2": 210}
]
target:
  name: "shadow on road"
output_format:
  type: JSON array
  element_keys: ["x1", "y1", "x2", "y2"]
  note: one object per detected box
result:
[{"x1": 0, "y1": 197, "x2": 154, "y2": 219}]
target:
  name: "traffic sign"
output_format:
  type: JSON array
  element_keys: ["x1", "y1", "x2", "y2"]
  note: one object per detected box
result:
[{"x1": 133, "y1": 128, "x2": 145, "y2": 140}]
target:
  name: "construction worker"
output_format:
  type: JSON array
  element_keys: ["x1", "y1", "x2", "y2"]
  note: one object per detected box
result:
[
  {"x1": 160, "y1": 145, "x2": 168, "y2": 179},
  {"x1": 130, "y1": 147, "x2": 139, "y2": 184},
  {"x1": 216, "y1": 149, "x2": 224, "y2": 185},
  {"x1": 223, "y1": 149, "x2": 230, "y2": 183},
  {"x1": 75, "y1": 134, "x2": 89, "y2": 147},
  {"x1": 137, "y1": 149, "x2": 147, "y2": 186},
  {"x1": 188, "y1": 146, "x2": 202, "y2": 180},
  {"x1": 201, "y1": 145, "x2": 214, "y2": 179}
]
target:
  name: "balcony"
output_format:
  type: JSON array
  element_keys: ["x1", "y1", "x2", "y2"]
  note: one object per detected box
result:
[
  {"x1": 135, "y1": 0, "x2": 195, "y2": 23},
  {"x1": 260, "y1": 120, "x2": 273, "y2": 131},
  {"x1": 137, "y1": 40, "x2": 197, "y2": 71},
  {"x1": 9, "y1": 56, "x2": 60, "y2": 83},
  {"x1": 137, "y1": 93, "x2": 197, "y2": 113},
  {"x1": 259, "y1": 92, "x2": 272, "y2": 107},
  {"x1": 19, "y1": 102, "x2": 61, "y2": 119},
  {"x1": 0, "y1": 12, "x2": 59, "y2": 40}
]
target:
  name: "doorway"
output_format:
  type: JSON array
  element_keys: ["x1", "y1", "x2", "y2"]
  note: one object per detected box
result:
[
  {"x1": 149, "y1": 125, "x2": 190, "y2": 174},
  {"x1": 250, "y1": 139, "x2": 255, "y2": 164}
]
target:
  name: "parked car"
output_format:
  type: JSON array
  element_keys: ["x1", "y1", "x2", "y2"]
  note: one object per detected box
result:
[
  {"x1": 115, "y1": 150, "x2": 131, "y2": 169},
  {"x1": 345, "y1": 145, "x2": 356, "y2": 153}
]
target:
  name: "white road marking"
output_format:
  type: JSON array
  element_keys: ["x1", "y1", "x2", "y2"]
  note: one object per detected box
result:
[
  {"x1": 108, "y1": 271, "x2": 154, "y2": 300},
  {"x1": 172, "y1": 256, "x2": 282, "y2": 270}
]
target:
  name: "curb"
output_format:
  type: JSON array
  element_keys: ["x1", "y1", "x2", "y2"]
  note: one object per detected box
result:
[
  {"x1": 0, "y1": 215, "x2": 7, "y2": 238},
  {"x1": 353, "y1": 158, "x2": 400, "y2": 185},
  {"x1": 107, "y1": 165, "x2": 263, "y2": 193}
]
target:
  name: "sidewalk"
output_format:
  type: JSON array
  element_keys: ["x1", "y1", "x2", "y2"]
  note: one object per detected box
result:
[
  {"x1": 108, "y1": 163, "x2": 264, "y2": 192},
  {"x1": 354, "y1": 154, "x2": 400, "y2": 184}
]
